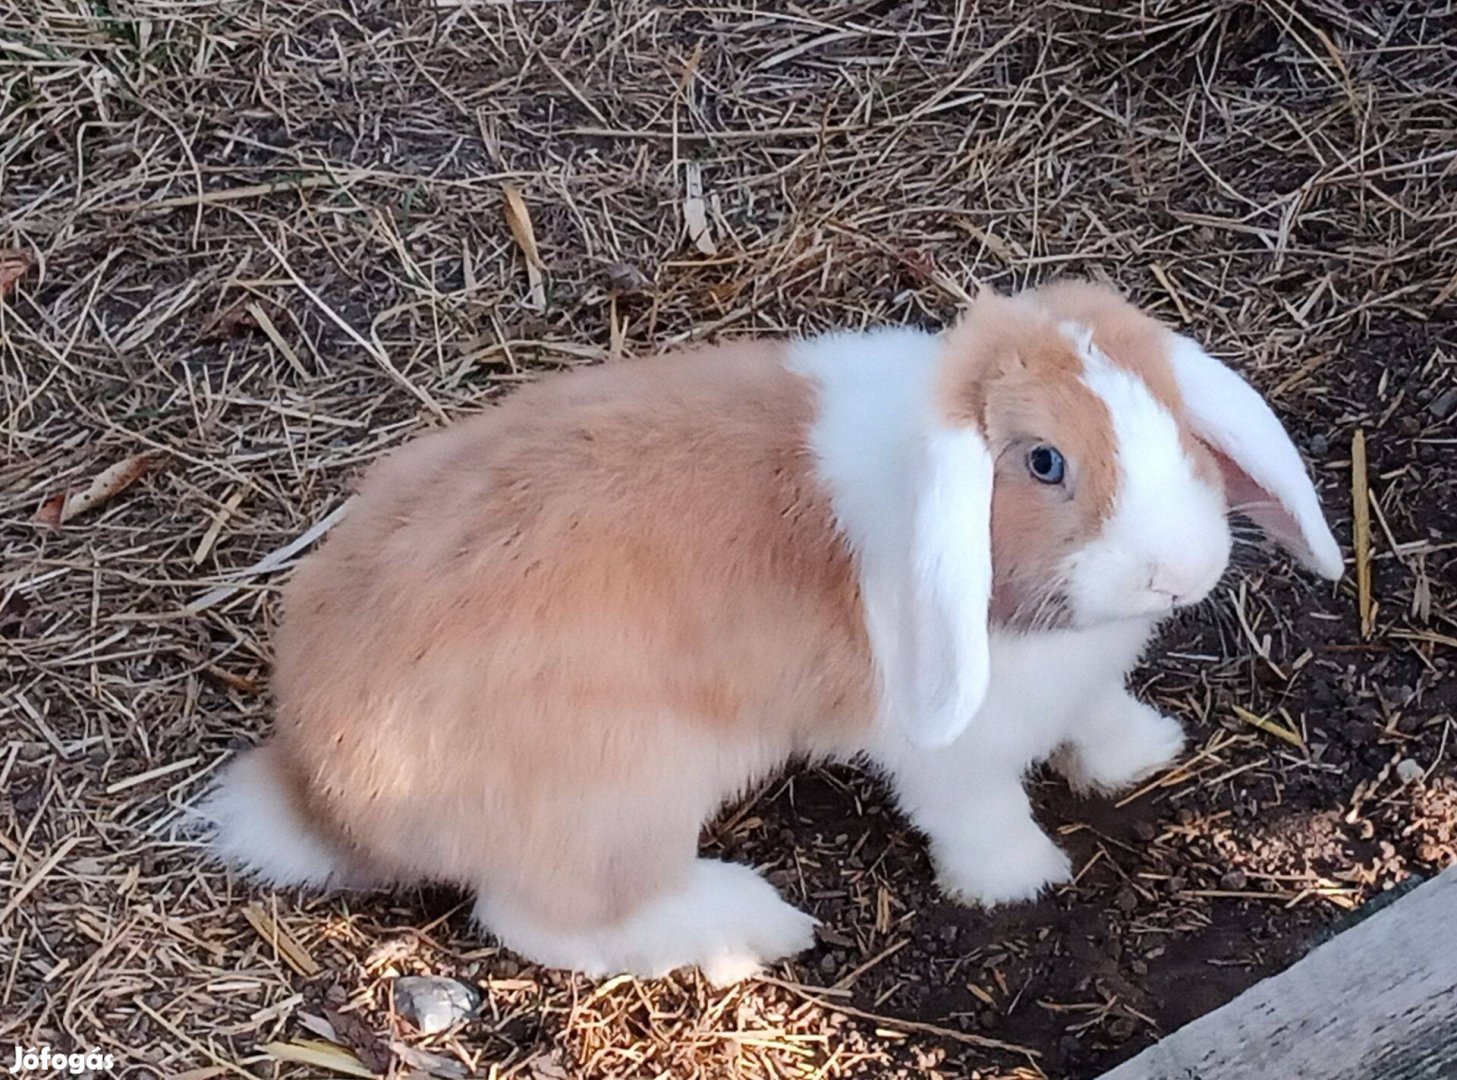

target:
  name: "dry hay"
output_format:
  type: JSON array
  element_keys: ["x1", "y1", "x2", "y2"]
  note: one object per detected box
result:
[{"x1": 2, "y1": 1, "x2": 1455, "y2": 1077}]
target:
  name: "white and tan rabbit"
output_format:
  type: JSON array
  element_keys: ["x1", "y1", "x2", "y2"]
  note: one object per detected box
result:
[{"x1": 202, "y1": 280, "x2": 1341, "y2": 984}]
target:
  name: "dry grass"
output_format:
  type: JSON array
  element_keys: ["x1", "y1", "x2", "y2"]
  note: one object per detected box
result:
[{"x1": 3, "y1": 1, "x2": 1456, "y2": 1077}]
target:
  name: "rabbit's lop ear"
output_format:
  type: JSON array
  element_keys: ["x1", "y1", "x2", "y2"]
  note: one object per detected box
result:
[
  {"x1": 890, "y1": 424, "x2": 995, "y2": 749},
  {"x1": 1168, "y1": 335, "x2": 1343, "y2": 580}
]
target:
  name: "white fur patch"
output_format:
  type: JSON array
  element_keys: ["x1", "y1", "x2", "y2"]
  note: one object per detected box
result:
[
  {"x1": 872, "y1": 618, "x2": 1158, "y2": 904},
  {"x1": 790, "y1": 330, "x2": 994, "y2": 749},
  {"x1": 1059, "y1": 324, "x2": 1232, "y2": 623},
  {"x1": 906, "y1": 428, "x2": 994, "y2": 746},
  {"x1": 787, "y1": 328, "x2": 941, "y2": 561},
  {"x1": 1056, "y1": 692, "x2": 1186, "y2": 794},
  {"x1": 197, "y1": 750, "x2": 342, "y2": 888},
  {"x1": 475, "y1": 858, "x2": 817, "y2": 986},
  {"x1": 1167, "y1": 334, "x2": 1343, "y2": 579}
]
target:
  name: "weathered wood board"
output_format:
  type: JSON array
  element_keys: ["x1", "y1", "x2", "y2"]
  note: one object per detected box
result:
[{"x1": 1099, "y1": 865, "x2": 1457, "y2": 1080}]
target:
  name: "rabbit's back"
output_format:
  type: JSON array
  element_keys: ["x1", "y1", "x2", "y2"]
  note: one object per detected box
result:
[{"x1": 268, "y1": 341, "x2": 876, "y2": 913}]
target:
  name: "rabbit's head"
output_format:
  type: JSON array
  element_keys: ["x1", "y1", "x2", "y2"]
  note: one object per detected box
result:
[
  {"x1": 936, "y1": 281, "x2": 1341, "y2": 632},
  {"x1": 855, "y1": 280, "x2": 1341, "y2": 749}
]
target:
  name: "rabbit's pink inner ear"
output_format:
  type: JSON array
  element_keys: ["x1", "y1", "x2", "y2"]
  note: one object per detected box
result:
[
  {"x1": 1209, "y1": 446, "x2": 1330, "y2": 575},
  {"x1": 1165, "y1": 334, "x2": 1343, "y2": 580}
]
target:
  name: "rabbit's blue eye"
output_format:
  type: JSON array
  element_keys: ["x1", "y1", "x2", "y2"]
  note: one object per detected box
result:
[{"x1": 1027, "y1": 445, "x2": 1066, "y2": 484}]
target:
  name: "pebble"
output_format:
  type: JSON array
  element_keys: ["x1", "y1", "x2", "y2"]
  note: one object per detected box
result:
[
  {"x1": 1114, "y1": 887, "x2": 1139, "y2": 914},
  {"x1": 604, "y1": 261, "x2": 652, "y2": 294},
  {"x1": 392, "y1": 975, "x2": 482, "y2": 1035},
  {"x1": 1308, "y1": 432, "x2": 1329, "y2": 456},
  {"x1": 1220, "y1": 869, "x2": 1248, "y2": 891},
  {"x1": 1396, "y1": 758, "x2": 1425, "y2": 784},
  {"x1": 1428, "y1": 386, "x2": 1457, "y2": 420}
]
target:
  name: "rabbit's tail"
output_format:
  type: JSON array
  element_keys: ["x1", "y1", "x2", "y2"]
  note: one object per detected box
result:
[{"x1": 197, "y1": 745, "x2": 349, "y2": 888}]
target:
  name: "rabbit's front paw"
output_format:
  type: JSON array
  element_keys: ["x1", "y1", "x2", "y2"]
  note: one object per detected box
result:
[
  {"x1": 1056, "y1": 694, "x2": 1185, "y2": 795},
  {"x1": 934, "y1": 825, "x2": 1071, "y2": 907}
]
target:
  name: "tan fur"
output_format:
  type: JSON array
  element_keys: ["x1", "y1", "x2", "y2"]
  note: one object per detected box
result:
[
  {"x1": 271, "y1": 342, "x2": 875, "y2": 929},
  {"x1": 1029, "y1": 280, "x2": 1222, "y2": 488},
  {"x1": 938, "y1": 290, "x2": 1121, "y2": 625}
]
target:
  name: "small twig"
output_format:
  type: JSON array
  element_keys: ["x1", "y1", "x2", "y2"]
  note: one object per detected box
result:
[
  {"x1": 1232, "y1": 704, "x2": 1304, "y2": 748},
  {"x1": 186, "y1": 497, "x2": 355, "y2": 614},
  {"x1": 1351, "y1": 428, "x2": 1373, "y2": 638}
]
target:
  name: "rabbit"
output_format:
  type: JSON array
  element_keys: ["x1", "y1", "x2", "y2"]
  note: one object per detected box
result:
[{"x1": 200, "y1": 279, "x2": 1341, "y2": 985}]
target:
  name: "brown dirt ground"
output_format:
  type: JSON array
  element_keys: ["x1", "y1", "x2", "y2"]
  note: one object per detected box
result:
[{"x1": 2, "y1": 1, "x2": 1455, "y2": 1078}]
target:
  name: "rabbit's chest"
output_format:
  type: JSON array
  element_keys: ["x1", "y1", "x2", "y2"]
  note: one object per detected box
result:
[{"x1": 980, "y1": 618, "x2": 1158, "y2": 764}]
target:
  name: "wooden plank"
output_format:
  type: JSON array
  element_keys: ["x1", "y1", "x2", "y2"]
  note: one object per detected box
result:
[{"x1": 1100, "y1": 865, "x2": 1457, "y2": 1080}]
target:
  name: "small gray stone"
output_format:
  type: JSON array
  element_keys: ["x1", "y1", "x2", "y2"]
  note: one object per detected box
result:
[
  {"x1": 393, "y1": 975, "x2": 481, "y2": 1034},
  {"x1": 1429, "y1": 387, "x2": 1457, "y2": 420},
  {"x1": 1396, "y1": 758, "x2": 1425, "y2": 784},
  {"x1": 1308, "y1": 432, "x2": 1329, "y2": 457},
  {"x1": 604, "y1": 260, "x2": 652, "y2": 295}
]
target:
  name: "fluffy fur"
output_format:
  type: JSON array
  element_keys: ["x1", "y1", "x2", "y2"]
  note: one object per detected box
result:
[
  {"x1": 787, "y1": 330, "x2": 994, "y2": 750},
  {"x1": 476, "y1": 858, "x2": 818, "y2": 988},
  {"x1": 869, "y1": 617, "x2": 1174, "y2": 904},
  {"x1": 201, "y1": 281, "x2": 1341, "y2": 982},
  {"x1": 199, "y1": 747, "x2": 346, "y2": 889}
]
